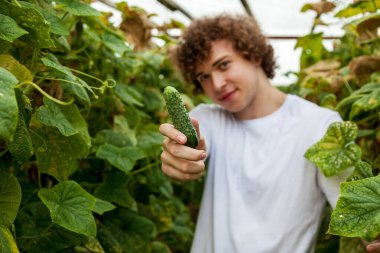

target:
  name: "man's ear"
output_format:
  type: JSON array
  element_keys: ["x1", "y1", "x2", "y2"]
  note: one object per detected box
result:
[{"x1": 254, "y1": 57, "x2": 262, "y2": 66}]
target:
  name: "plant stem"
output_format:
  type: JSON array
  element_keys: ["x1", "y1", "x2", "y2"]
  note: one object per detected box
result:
[
  {"x1": 129, "y1": 161, "x2": 160, "y2": 176},
  {"x1": 16, "y1": 81, "x2": 74, "y2": 105}
]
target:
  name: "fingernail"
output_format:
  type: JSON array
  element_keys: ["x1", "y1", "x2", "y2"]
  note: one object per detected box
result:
[
  {"x1": 177, "y1": 134, "x2": 186, "y2": 143},
  {"x1": 201, "y1": 152, "x2": 206, "y2": 159}
]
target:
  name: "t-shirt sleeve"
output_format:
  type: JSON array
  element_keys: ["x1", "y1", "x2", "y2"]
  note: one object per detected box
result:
[{"x1": 315, "y1": 112, "x2": 353, "y2": 208}]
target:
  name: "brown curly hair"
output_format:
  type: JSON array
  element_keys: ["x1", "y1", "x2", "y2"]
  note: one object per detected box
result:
[{"x1": 175, "y1": 14, "x2": 276, "y2": 91}]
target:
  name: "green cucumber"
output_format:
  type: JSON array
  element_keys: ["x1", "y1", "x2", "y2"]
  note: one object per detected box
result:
[{"x1": 163, "y1": 86, "x2": 199, "y2": 148}]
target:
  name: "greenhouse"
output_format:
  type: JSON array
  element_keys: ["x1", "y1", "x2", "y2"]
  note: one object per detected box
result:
[{"x1": 1, "y1": 0, "x2": 380, "y2": 252}]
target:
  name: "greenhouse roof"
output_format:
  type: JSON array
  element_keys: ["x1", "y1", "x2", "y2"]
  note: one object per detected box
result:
[{"x1": 92, "y1": 0, "x2": 349, "y2": 85}]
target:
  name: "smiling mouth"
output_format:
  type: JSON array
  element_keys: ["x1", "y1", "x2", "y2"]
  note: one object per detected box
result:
[{"x1": 219, "y1": 90, "x2": 236, "y2": 101}]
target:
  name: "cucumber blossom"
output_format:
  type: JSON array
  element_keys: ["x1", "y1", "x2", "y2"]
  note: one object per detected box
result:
[{"x1": 163, "y1": 86, "x2": 199, "y2": 148}]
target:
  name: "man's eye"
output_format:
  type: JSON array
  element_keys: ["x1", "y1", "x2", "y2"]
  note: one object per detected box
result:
[
  {"x1": 219, "y1": 61, "x2": 230, "y2": 70},
  {"x1": 198, "y1": 74, "x2": 209, "y2": 83}
]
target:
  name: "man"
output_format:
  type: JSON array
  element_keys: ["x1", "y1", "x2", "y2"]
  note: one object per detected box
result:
[{"x1": 159, "y1": 14, "x2": 380, "y2": 253}]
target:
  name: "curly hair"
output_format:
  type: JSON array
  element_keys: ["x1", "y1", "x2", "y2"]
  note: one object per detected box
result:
[{"x1": 175, "y1": 14, "x2": 276, "y2": 91}]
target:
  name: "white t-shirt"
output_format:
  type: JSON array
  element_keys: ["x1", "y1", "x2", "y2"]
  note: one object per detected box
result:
[{"x1": 189, "y1": 94, "x2": 347, "y2": 253}]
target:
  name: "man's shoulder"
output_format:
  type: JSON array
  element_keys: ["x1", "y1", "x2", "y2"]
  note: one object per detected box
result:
[{"x1": 289, "y1": 94, "x2": 340, "y2": 119}]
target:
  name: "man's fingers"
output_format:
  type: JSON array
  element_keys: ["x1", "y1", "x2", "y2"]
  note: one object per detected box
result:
[
  {"x1": 159, "y1": 123, "x2": 187, "y2": 144},
  {"x1": 163, "y1": 138, "x2": 206, "y2": 161},
  {"x1": 161, "y1": 163, "x2": 204, "y2": 181},
  {"x1": 367, "y1": 241, "x2": 380, "y2": 253},
  {"x1": 161, "y1": 151, "x2": 205, "y2": 174}
]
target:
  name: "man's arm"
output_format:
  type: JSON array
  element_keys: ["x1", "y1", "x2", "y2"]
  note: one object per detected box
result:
[{"x1": 159, "y1": 118, "x2": 207, "y2": 181}]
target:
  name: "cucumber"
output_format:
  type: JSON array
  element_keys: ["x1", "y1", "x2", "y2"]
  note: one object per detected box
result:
[{"x1": 163, "y1": 86, "x2": 199, "y2": 148}]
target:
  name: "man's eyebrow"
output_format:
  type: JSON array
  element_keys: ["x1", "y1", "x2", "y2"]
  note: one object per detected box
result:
[{"x1": 212, "y1": 55, "x2": 228, "y2": 68}]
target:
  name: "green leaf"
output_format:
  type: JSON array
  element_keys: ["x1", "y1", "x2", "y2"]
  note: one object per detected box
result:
[
  {"x1": 338, "y1": 237, "x2": 366, "y2": 253},
  {"x1": 0, "y1": 39, "x2": 12, "y2": 54},
  {"x1": 39, "y1": 9, "x2": 70, "y2": 36},
  {"x1": 347, "y1": 161, "x2": 373, "y2": 181},
  {"x1": 349, "y1": 87, "x2": 380, "y2": 120},
  {"x1": 93, "y1": 198, "x2": 116, "y2": 215},
  {"x1": 0, "y1": 226, "x2": 20, "y2": 253},
  {"x1": 0, "y1": 14, "x2": 28, "y2": 42},
  {"x1": 55, "y1": 0, "x2": 100, "y2": 16},
  {"x1": 102, "y1": 209, "x2": 156, "y2": 252},
  {"x1": 328, "y1": 176, "x2": 380, "y2": 241},
  {"x1": 0, "y1": 54, "x2": 33, "y2": 83},
  {"x1": 41, "y1": 57, "x2": 93, "y2": 95},
  {"x1": 36, "y1": 98, "x2": 91, "y2": 147},
  {"x1": 38, "y1": 181, "x2": 97, "y2": 237},
  {"x1": 102, "y1": 31, "x2": 130, "y2": 55},
  {"x1": 295, "y1": 33, "x2": 328, "y2": 69},
  {"x1": 96, "y1": 144, "x2": 146, "y2": 174},
  {"x1": 31, "y1": 126, "x2": 89, "y2": 181},
  {"x1": 151, "y1": 241, "x2": 171, "y2": 253},
  {"x1": 15, "y1": 202, "x2": 87, "y2": 253},
  {"x1": 0, "y1": 172, "x2": 21, "y2": 227},
  {"x1": 92, "y1": 129, "x2": 134, "y2": 149},
  {"x1": 94, "y1": 170, "x2": 137, "y2": 210},
  {"x1": 115, "y1": 84, "x2": 144, "y2": 107},
  {"x1": 0, "y1": 67, "x2": 18, "y2": 142},
  {"x1": 335, "y1": 0, "x2": 380, "y2": 18},
  {"x1": 305, "y1": 121, "x2": 362, "y2": 177},
  {"x1": 0, "y1": 1, "x2": 53, "y2": 48}
]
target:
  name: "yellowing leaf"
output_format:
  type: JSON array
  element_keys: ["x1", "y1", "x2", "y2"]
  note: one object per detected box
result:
[
  {"x1": 0, "y1": 54, "x2": 33, "y2": 83},
  {"x1": 0, "y1": 226, "x2": 20, "y2": 253}
]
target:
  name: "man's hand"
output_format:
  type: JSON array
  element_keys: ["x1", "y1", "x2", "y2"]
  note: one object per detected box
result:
[
  {"x1": 159, "y1": 118, "x2": 207, "y2": 181},
  {"x1": 366, "y1": 238, "x2": 380, "y2": 253}
]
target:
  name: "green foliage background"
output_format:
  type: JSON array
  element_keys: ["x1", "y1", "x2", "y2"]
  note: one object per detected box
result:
[{"x1": 1, "y1": 0, "x2": 380, "y2": 252}]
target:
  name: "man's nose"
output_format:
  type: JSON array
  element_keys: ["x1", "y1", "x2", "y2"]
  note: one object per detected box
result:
[{"x1": 211, "y1": 72, "x2": 226, "y2": 91}]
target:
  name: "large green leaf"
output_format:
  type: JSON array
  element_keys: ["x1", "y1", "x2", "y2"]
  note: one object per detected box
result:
[
  {"x1": 0, "y1": 14, "x2": 28, "y2": 42},
  {"x1": 36, "y1": 98, "x2": 91, "y2": 147},
  {"x1": 94, "y1": 170, "x2": 137, "y2": 210},
  {"x1": 0, "y1": 67, "x2": 18, "y2": 142},
  {"x1": 38, "y1": 181, "x2": 97, "y2": 237},
  {"x1": 15, "y1": 202, "x2": 87, "y2": 253},
  {"x1": 0, "y1": 226, "x2": 19, "y2": 253},
  {"x1": 305, "y1": 121, "x2": 362, "y2": 177},
  {"x1": 55, "y1": 0, "x2": 100, "y2": 16},
  {"x1": 31, "y1": 126, "x2": 89, "y2": 181},
  {"x1": 328, "y1": 176, "x2": 380, "y2": 241},
  {"x1": 0, "y1": 0, "x2": 52, "y2": 48},
  {"x1": 96, "y1": 143, "x2": 145, "y2": 174},
  {"x1": 0, "y1": 172, "x2": 21, "y2": 227}
]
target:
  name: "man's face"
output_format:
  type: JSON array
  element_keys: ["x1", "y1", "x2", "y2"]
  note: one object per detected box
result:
[{"x1": 195, "y1": 40, "x2": 264, "y2": 119}]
